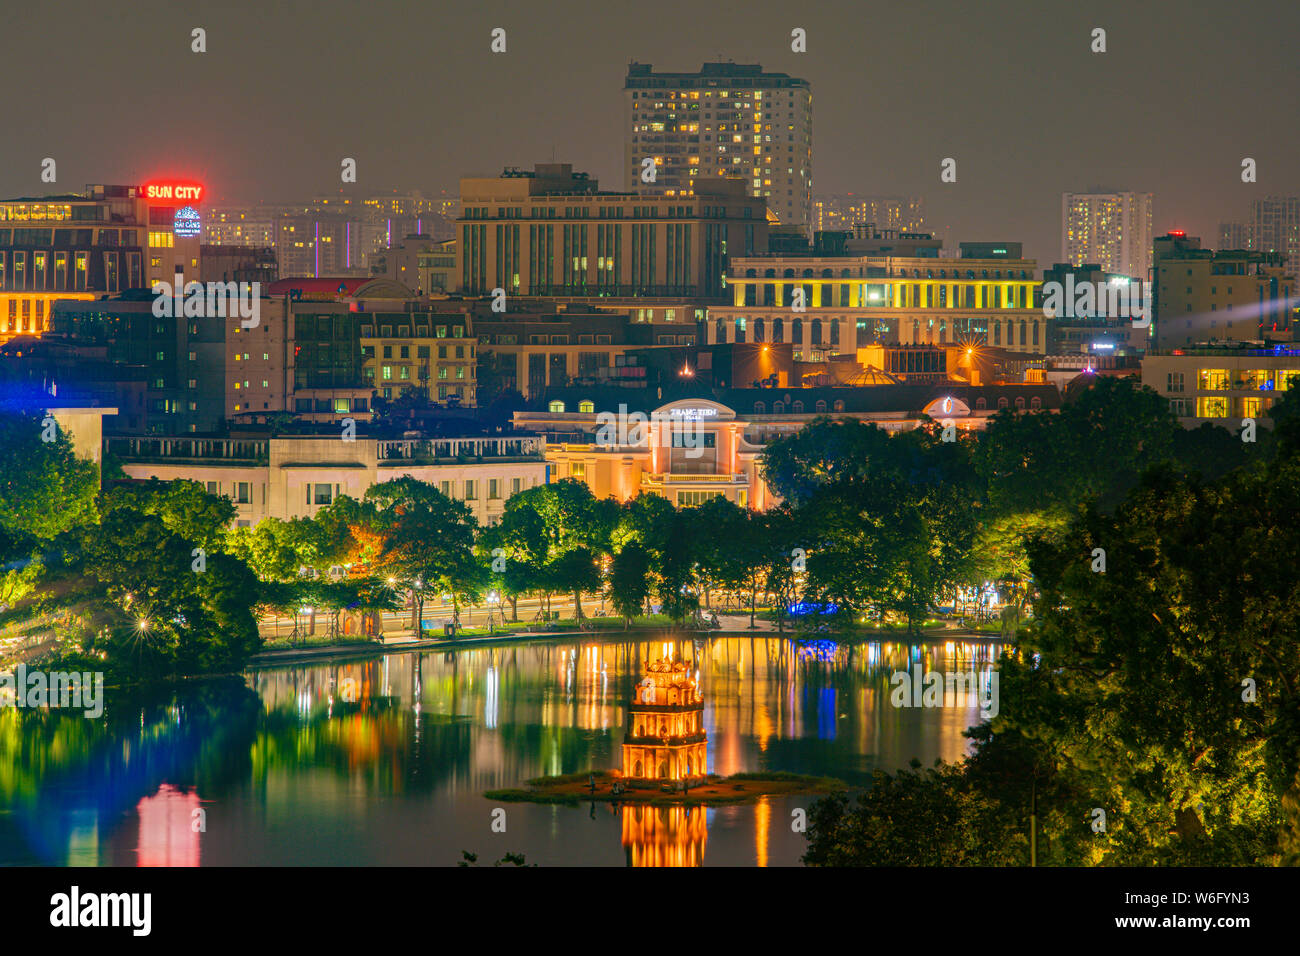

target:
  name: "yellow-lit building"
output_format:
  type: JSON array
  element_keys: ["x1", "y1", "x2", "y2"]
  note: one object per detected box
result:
[
  {"x1": 1, "y1": 182, "x2": 208, "y2": 345},
  {"x1": 517, "y1": 397, "x2": 772, "y2": 509},
  {"x1": 1141, "y1": 345, "x2": 1300, "y2": 426},
  {"x1": 622, "y1": 659, "x2": 708, "y2": 787},
  {"x1": 710, "y1": 250, "x2": 1045, "y2": 359}
]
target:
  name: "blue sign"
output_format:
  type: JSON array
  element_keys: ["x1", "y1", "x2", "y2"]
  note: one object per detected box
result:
[{"x1": 173, "y1": 206, "x2": 201, "y2": 237}]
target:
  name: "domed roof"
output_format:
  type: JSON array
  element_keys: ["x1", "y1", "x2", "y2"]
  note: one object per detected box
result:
[{"x1": 844, "y1": 364, "x2": 902, "y2": 387}]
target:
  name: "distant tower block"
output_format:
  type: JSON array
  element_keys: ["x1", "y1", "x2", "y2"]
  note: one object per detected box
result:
[{"x1": 622, "y1": 659, "x2": 708, "y2": 787}]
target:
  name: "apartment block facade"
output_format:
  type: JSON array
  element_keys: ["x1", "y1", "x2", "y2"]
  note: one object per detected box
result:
[
  {"x1": 624, "y1": 62, "x2": 812, "y2": 230},
  {"x1": 1061, "y1": 191, "x2": 1153, "y2": 279}
]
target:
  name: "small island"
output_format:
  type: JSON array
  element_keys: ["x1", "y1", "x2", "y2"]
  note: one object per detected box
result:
[
  {"x1": 485, "y1": 659, "x2": 845, "y2": 806},
  {"x1": 485, "y1": 770, "x2": 847, "y2": 807}
]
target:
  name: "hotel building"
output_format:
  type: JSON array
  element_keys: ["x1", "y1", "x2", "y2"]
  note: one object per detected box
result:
[
  {"x1": 109, "y1": 433, "x2": 548, "y2": 528},
  {"x1": 706, "y1": 242, "x2": 1045, "y2": 359},
  {"x1": 1061, "y1": 191, "x2": 1153, "y2": 280},
  {"x1": 1142, "y1": 344, "x2": 1300, "y2": 427},
  {"x1": 624, "y1": 62, "x2": 813, "y2": 230},
  {"x1": 514, "y1": 382, "x2": 1060, "y2": 510}
]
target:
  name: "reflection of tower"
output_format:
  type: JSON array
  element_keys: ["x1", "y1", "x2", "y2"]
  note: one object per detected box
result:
[
  {"x1": 622, "y1": 659, "x2": 707, "y2": 787},
  {"x1": 621, "y1": 804, "x2": 708, "y2": 867}
]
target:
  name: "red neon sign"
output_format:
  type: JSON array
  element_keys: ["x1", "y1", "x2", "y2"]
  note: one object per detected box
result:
[{"x1": 142, "y1": 182, "x2": 204, "y2": 203}]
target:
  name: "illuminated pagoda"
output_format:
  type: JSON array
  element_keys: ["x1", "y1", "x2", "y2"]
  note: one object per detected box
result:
[{"x1": 621, "y1": 659, "x2": 707, "y2": 788}]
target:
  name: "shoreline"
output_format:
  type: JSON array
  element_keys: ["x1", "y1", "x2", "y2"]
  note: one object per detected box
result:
[{"x1": 247, "y1": 622, "x2": 1006, "y2": 667}]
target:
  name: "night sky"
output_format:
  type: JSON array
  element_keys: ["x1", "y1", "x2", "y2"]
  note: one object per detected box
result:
[{"x1": 3, "y1": 0, "x2": 1296, "y2": 264}]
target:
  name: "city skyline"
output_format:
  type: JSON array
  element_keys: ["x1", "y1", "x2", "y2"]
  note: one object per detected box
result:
[
  {"x1": 2, "y1": 0, "x2": 1296, "y2": 267},
  {"x1": 4, "y1": 0, "x2": 1300, "y2": 895}
]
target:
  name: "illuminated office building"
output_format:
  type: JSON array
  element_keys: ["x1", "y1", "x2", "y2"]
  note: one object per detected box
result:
[
  {"x1": 0, "y1": 185, "x2": 155, "y2": 343},
  {"x1": 204, "y1": 206, "x2": 280, "y2": 247},
  {"x1": 360, "y1": 310, "x2": 478, "y2": 406},
  {"x1": 276, "y1": 212, "x2": 365, "y2": 278},
  {"x1": 457, "y1": 163, "x2": 767, "y2": 300},
  {"x1": 708, "y1": 242, "x2": 1045, "y2": 358}
]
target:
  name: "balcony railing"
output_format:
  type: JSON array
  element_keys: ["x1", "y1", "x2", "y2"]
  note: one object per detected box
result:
[
  {"x1": 377, "y1": 437, "x2": 545, "y2": 463},
  {"x1": 108, "y1": 436, "x2": 270, "y2": 464},
  {"x1": 644, "y1": 473, "x2": 746, "y2": 484}
]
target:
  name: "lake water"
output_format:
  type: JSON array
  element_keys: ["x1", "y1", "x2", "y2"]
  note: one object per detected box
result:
[{"x1": 1, "y1": 634, "x2": 1001, "y2": 867}]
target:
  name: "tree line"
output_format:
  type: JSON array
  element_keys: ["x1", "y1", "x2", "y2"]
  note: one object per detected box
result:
[{"x1": 799, "y1": 381, "x2": 1300, "y2": 865}]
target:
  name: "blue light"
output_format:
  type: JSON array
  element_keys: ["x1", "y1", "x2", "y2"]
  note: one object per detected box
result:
[{"x1": 789, "y1": 602, "x2": 839, "y2": 616}]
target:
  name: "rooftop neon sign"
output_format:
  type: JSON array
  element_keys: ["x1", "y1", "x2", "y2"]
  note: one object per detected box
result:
[{"x1": 142, "y1": 182, "x2": 204, "y2": 203}]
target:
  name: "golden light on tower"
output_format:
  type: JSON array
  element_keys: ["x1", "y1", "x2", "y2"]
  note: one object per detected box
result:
[{"x1": 621, "y1": 659, "x2": 707, "y2": 789}]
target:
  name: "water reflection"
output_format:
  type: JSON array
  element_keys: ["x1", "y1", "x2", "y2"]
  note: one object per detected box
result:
[
  {"x1": 0, "y1": 635, "x2": 1000, "y2": 866},
  {"x1": 621, "y1": 804, "x2": 708, "y2": 867}
]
